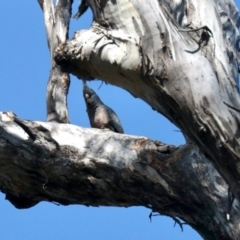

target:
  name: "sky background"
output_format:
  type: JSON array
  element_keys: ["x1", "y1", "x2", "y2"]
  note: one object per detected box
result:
[{"x1": 0, "y1": 1, "x2": 239, "y2": 240}]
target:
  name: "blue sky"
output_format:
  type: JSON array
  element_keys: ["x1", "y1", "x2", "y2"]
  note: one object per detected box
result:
[{"x1": 0, "y1": 1, "x2": 239, "y2": 239}]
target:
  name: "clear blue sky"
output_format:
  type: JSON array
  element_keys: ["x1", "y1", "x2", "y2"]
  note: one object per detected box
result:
[{"x1": 0, "y1": 1, "x2": 239, "y2": 239}]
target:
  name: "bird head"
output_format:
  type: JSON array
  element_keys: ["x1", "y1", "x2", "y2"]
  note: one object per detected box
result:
[{"x1": 82, "y1": 81, "x2": 102, "y2": 106}]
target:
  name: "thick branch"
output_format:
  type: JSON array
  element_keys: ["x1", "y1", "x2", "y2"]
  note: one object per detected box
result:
[
  {"x1": 39, "y1": 0, "x2": 72, "y2": 123},
  {"x1": 54, "y1": 0, "x2": 240, "y2": 200},
  {"x1": 0, "y1": 112, "x2": 240, "y2": 239}
]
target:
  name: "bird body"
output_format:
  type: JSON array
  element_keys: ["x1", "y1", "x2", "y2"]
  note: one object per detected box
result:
[{"x1": 83, "y1": 82, "x2": 124, "y2": 134}]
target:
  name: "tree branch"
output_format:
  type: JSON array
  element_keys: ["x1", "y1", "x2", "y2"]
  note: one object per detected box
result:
[
  {"x1": 54, "y1": 0, "x2": 240, "y2": 201},
  {"x1": 8, "y1": 0, "x2": 240, "y2": 239},
  {"x1": 0, "y1": 112, "x2": 240, "y2": 239},
  {"x1": 39, "y1": 0, "x2": 73, "y2": 123}
]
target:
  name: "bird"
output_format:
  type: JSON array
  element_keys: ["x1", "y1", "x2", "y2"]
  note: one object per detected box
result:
[{"x1": 82, "y1": 81, "x2": 124, "y2": 134}]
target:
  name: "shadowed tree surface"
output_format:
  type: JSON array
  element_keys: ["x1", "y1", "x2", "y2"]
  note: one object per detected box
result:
[{"x1": 1, "y1": 0, "x2": 240, "y2": 239}]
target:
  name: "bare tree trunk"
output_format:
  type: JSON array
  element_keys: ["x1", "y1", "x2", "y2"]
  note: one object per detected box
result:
[
  {"x1": 55, "y1": 0, "x2": 240, "y2": 200},
  {"x1": 1, "y1": 0, "x2": 240, "y2": 239}
]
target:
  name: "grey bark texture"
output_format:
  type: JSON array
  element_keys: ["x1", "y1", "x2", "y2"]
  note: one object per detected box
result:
[
  {"x1": 54, "y1": 0, "x2": 240, "y2": 202},
  {"x1": 1, "y1": 0, "x2": 240, "y2": 239},
  {"x1": 1, "y1": 112, "x2": 240, "y2": 240},
  {"x1": 38, "y1": 0, "x2": 72, "y2": 123}
]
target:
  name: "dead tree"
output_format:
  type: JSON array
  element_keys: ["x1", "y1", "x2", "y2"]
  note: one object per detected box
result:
[{"x1": 0, "y1": 0, "x2": 240, "y2": 239}]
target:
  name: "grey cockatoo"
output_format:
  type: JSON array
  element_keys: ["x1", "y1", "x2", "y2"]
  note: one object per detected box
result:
[{"x1": 82, "y1": 81, "x2": 124, "y2": 134}]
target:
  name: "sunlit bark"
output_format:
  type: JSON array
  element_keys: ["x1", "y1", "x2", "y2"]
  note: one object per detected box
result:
[
  {"x1": 55, "y1": 0, "x2": 240, "y2": 201},
  {"x1": 38, "y1": 0, "x2": 72, "y2": 123},
  {"x1": 1, "y1": 0, "x2": 240, "y2": 239},
  {"x1": 1, "y1": 112, "x2": 240, "y2": 239}
]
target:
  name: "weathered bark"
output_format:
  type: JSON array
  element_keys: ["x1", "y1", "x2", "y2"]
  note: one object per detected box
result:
[
  {"x1": 1, "y1": 0, "x2": 240, "y2": 239},
  {"x1": 0, "y1": 112, "x2": 240, "y2": 240},
  {"x1": 38, "y1": 0, "x2": 72, "y2": 123},
  {"x1": 54, "y1": 0, "x2": 240, "y2": 202}
]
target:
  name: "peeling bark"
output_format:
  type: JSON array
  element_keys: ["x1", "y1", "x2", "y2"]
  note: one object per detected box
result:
[
  {"x1": 54, "y1": 0, "x2": 240, "y2": 202},
  {"x1": 38, "y1": 0, "x2": 72, "y2": 123},
  {"x1": 1, "y1": 112, "x2": 240, "y2": 239},
  {"x1": 1, "y1": 0, "x2": 240, "y2": 239}
]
